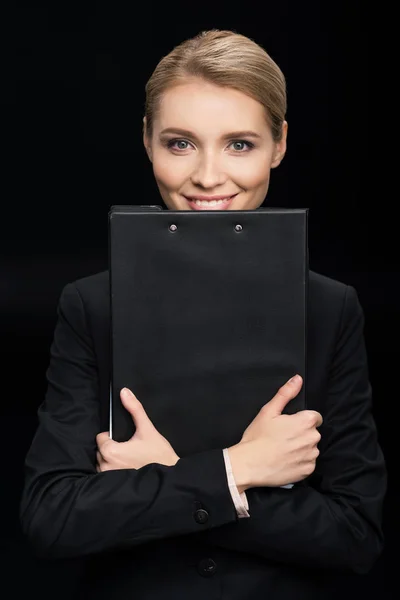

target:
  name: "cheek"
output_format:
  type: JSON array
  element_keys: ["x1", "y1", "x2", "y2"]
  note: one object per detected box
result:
[
  {"x1": 152, "y1": 153, "x2": 188, "y2": 190},
  {"x1": 233, "y1": 156, "x2": 272, "y2": 186}
]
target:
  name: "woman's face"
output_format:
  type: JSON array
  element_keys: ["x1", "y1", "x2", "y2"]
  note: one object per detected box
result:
[{"x1": 143, "y1": 78, "x2": 287, "y2": 211}]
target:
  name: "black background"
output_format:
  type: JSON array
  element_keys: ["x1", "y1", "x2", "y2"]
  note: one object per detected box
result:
[{"x1": 4, "y1": 2, "x2": 395, "y2": 597}]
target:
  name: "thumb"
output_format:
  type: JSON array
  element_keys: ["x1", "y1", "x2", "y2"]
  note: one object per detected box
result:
[
  {"x1": 266, "y1": 374, "x2": 303, "y2": 416},
  {"x1": 120, "y1": 388, "x2": 156, "y2": 435}
]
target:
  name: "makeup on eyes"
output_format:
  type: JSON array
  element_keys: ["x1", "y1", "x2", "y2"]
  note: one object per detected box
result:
[{"x1": 164, "y1": 138, "x2": 256, "y2": 152}]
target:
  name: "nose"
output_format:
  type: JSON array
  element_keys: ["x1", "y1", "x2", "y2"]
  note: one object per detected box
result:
[{"x1": 190, "y1": 152, "x2": 226, "y2": 189}]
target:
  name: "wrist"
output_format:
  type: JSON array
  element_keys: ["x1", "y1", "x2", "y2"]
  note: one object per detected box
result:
[{"x1": 227, "y1": 443, "x2": 251, "y2": 493}]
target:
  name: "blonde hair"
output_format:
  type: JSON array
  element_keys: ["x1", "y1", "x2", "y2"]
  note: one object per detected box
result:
[{"x1": 144, "y1": 29, "x2": 287, "y2": 142}]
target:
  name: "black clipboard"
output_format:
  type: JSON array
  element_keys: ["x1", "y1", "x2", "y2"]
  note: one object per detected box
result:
[{"x1": 109, "y1": 205, "x2": 308, "y2": 456}]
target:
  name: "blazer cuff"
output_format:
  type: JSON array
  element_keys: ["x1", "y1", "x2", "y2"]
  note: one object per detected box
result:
[{"x1": 222, "y1": 448, "x2": 250, "y2": 518}]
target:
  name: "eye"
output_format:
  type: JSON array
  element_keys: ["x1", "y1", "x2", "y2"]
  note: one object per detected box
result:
[
  {"x1": 167, "y1": 139, "x2": 191, "y2": 151},
  {"x1": 230, "y1": 140, "x2": 255, "y2": 152},
  {"x1": 166, "y1": 138, "x2": 255, "y2": 152}
]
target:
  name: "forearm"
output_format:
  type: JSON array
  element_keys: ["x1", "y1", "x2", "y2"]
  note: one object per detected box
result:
[
  {"x1": 198, "y1": 430, "x2": 386, "y2": 574},
  {"x1": 20, "y1": 447, "x2": 238, "y2": 559},
  {"x1": 197, "y1": 478, "x2": 384, "y2": 574}
]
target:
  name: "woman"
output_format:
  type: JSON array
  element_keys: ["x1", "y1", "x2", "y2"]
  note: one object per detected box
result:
[{"x1": 19, "y1": 29, "x2": 386, "y2": 599}]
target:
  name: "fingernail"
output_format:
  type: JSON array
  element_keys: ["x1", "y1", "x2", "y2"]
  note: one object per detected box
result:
[
  {"x1": 121, "y1": 387, "x2": 132, "y2": 397},
  {"x1": 288, "y1": 374, "x2": 300, "y2": 384}
]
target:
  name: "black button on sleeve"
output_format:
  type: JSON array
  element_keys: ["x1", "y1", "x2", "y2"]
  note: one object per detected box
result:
[
  {"x1": 193, "y1": 508, "x2": 209, "y2": 524},
  {"x1": 197, "y1": 558, "x2": 217, "y2": 577}
]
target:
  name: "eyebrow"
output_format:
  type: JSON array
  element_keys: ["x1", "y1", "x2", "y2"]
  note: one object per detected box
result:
[{"x1": 159, "y1": 127, "x2": 262, "y2": 140}]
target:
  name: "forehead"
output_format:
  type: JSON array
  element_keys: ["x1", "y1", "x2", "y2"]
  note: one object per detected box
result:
[{"x1": 157, "y1": 79, "x2": 267, "y2": 128}]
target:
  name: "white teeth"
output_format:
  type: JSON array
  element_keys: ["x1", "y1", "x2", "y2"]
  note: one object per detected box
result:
[{"x1": 193, "y1": 199, "x2": 228, "y2": 206}]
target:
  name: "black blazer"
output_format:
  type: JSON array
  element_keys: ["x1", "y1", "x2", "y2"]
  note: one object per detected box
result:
[{"x1": 19, "y1": 269, "x2": 386, "y2": 600}]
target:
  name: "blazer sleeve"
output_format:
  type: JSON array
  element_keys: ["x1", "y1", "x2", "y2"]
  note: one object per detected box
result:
[
  {"x1": 195, "y1": 285, "x2": 387, "y2": 574},
  {"x1": 19, "y1": 282, "x2": 239, "y2": 560}
]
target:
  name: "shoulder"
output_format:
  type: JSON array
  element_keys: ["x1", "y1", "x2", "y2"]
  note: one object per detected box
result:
[
  {"x1": 309, "y1": 270, "x2": 363, "y2": 329},
  {"x1": 58, "y1": 270, "x2": 109, "y2": 319},
  {"x1": 73, "y1": 269, "x2": 109, "y2": 300},
  {"x1": 309, "y1": 269, "x2": 348, "y2": 302}
]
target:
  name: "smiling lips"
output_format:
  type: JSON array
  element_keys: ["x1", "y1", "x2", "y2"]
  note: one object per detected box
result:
[{"x1": 184, "y1": 194, "x2": 238, "y2": 210}]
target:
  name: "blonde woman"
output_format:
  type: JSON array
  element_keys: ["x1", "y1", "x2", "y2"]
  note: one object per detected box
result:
[{"x1": 20, "y1": 29, "x2": 386, "y2": 600}]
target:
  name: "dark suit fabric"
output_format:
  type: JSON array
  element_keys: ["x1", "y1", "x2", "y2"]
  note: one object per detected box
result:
[{"x1": 19, "y1": 269, "x2": 386, "y2": 599}]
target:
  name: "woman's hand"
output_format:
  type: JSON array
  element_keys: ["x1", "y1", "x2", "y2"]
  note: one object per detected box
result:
[
  {"x1": 228, "y1": 375, "x2": 323, "y2": 490},
  {"x1": 96, "y1": 388, "x2": 180, "y2": 472}
]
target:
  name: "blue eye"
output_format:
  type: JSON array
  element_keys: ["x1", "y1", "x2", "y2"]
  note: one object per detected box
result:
[
  {"x1": 166, "y1": 139, "x2": 255, "y2": 152},
  {"x1": 230, "y1": 140, "x2": 254, "y2": 152},
  {"x1": 167, "y1": 140, "x2": 190, "y2": 150}
]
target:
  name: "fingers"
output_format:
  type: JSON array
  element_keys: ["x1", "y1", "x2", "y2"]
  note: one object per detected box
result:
[
  {"x1": 96, "y1": 449, "x2": 114, "y2": 473},
  {"x1": 96, "y1": 431, "x2": 110, "y2": 447},
  {"x1": 266, "y1": 374, "x2": 303, "y2": 416},
  {"x1": 296, "y1": 410, "x2": 323, "y2": 428},
  {"x1": 312, "y1": 445, "x2": 320, "y2": 460},
  {"x1": 265, "y1": 377, "x2": 323, "y2": 429},
  {"x1": 120, "y1": 388, "x2": 156, "y2": 435},
  {"x1": 314, "y1": 412, "x2": 323, "y2": 428},
  {"x1": 96, "y1": 450, "x2": 104, "y2": 473}
]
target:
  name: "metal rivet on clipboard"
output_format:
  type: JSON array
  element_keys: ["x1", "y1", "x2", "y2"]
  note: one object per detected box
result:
[
  {"x1": 169, "y1": 224, "x2": 178, "y2": 232},
  {"x1": 234, "y1": 224, "x2": 243, "y2": 232}
]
